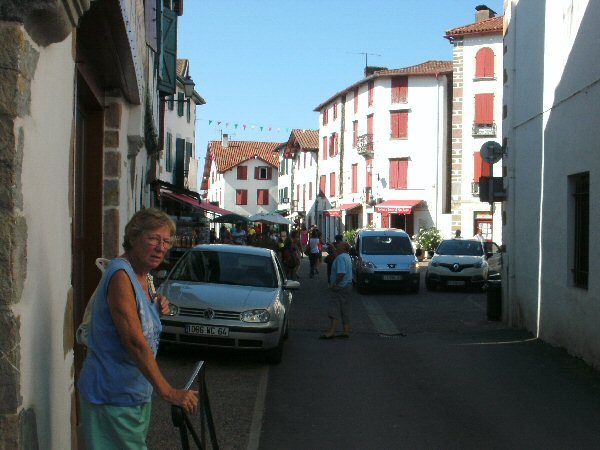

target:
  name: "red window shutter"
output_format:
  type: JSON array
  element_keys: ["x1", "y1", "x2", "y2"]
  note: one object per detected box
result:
[
  {"x1": 352, "y1": 164, "x2": 358, "y2": 193},
  {"x1": 475, "y1": 94, "x2": 494, "y2": 124},
  {"x1": 243, "y1": 190, "x2": 248, "y2": 204},
  {"x1": 381, "y1": 214, "x2": 389, "y2": 228},
  {"x1": 323, "y1": 136, "x2": 328, "y2": 161},
  {"x1": 353, "y1": 121, "x2": 358, "y2": 147},
  {"x1": 267, "y1": 167, "x2": 272, "y2": 180},
  {"x1": 319, "y1": 175, "x2": 326, "y2": 196},
  {"x1": 330, "y1": 172, "x2": 336, "y2": 197},
  {"x1": 368, "y1": 81, "x2": 374, "y2": 106},
  {"x1": 354, "y1": 88, "x2": 359, "y2": 113},
  {"x1": 474, "y1": 152, "x2": 491, "y2": 181},
  {"x1": 296, "y1": 184, "x2": 300, "y2": 202},
  {"x1": 390, "y1": 160, "x2": 398, "y2": 189},
  {"x1": 333, "y1": 103, "x2": 337, "y2": 120},
  {"x1": 398, "y1": 159, "x2": 408, "y2": 189},
  {"x1": 254, "y1": 167, "x2": 259, "y2": 179},
  {"x1": 366, "y1": 158, "x2": 373, "y2": 187},
  {"x1": 367, "y1": 114, "x2": 373, "y2": 135},
  {"x1": 329, "y1": 135, "x2": 334, "y2": 157},
  {"x1": 334, "y1": 133, "x2": 339, "y2": 156},
  {"x1": 309, "y1": 182, "x2": 313, "y2": 200},
  {"x1": 391, "y1": 77, "x2": 408, "y2": 103},
  {"x1": 475, "y1": 47, "x2": 495, "y2": 78},
  {"x1": 236, "y1": 190, "x2": 242, "y2": 204}
]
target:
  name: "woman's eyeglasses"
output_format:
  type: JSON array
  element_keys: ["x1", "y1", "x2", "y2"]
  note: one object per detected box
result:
[{"x1": 146, "y1": 235, "x2": 173, "y2": 249}]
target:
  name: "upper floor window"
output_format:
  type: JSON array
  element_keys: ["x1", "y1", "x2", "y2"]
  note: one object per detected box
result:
[
  {"x1": 177, "y1": 92, "x2": 184, "y2": 116},
  {"x1": 237, "y1": 166, "x2": 248, "y2": 180},
  {"x1": 389, "y1": 158, "x2": 408, "y2": 189},
  {"x1": 354, "y1": 88, "x2": 359, "y2": 113},
  {"x1": 474, "y1": 94, "x2": 494, "y2": 125},
  {"x1": 351, "y1": 164, "x2": 358, "y2": 193},
  {"x1": 333, "y1": 102, "x2": 338, "y2": 121},
  {"x1": 257, "y1": 189, "x2": 269, "y2": 205},
  {"x1": 368, "y1": 80, "x2": 374, "y2": 107},
  {"x1": 254, "y1": 166, "x2": 273, "y2": 180},
  {"x1": 165, "y1": 132, "x2": 173, "y2": 172},
  {"x1": 391, "y1": 76, "x2": 408, "y2": 103},
  {"x1": 236, "y1": 189, "x2": 248, "y2": 205},
  {"x1": 322, "y1": 107, "x2": 329, "y2": 125},
  {"x1": 390, "y1": 110, "x2": 409, "y2": 139},
  {"x1": 319, "y1": 175, "x2": 326, "y2": 196},
  {"x1": 475, "y1": 47, "x2": 495, "y2": 78},
  {"x1": 352, "y1": 121, "x2": 358, "y2": 148},
  {"x1": 329, "y1": 172, "x2": 336, "y2": 197},
  {"x1": 322, "y1": 136, "x2": 328, "y2": 161}
]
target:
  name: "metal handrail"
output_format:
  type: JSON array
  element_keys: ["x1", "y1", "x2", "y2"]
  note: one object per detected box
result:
[{"x1": 171, "y1": 361, "x2": 219, "y2": 450}]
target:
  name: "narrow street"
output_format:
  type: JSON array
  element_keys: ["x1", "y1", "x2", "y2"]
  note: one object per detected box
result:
[{"x1": 150, "y1": 259, "x2": 600, "y2": 449}]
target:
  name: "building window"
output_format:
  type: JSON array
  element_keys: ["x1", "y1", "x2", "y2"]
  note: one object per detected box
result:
[
  {"x1": 353, "y1": 121, "x2": 358, "y2": 147},
  {"x1": 368, "y1": 80, "x2": 374, "y2": 106},
  {"x1": 319, "y1": 175, "x2": 326, "y2": 196},
  {"x1": 391, "y1": 76, "x2": 408, "y2": 103},
  {"x1": 354, "y1": 87, "x2": 359, "y2": 113},
  {"x1": 571, "y1": 172, "x2": 589, "y2": 288},
  {"x1": 390, "y1": 110, "x2": 408, "y2": 139},
  {"x1": 236, "y1": 189, "x2": 248, "y2": 205},
  {"x1": 333, "y1": 102, "x2": 338, "y2": 120},
  {"x1": 257, "y1": 189, "x2": 269, "y2": 205},
  {"x1": 474, "y1": 93, "x2": 494, "y2": 125},
  {"x1": 237, "y1": 166, "x2": 248, "y2": 180},
  {"x1": 177, "y1": 92, "x2": 184, "y2": 116},
  {"x1": 165, "y1": 132, "x2": 172, "y2": 172},
  {"x1": 389, "y1": 158, "x2": 408, "y2": 189},
  {"x1": 322, "y1": 107, "x2": 328, "y2": 125},
  {"x1": 473, "y1": 152, "x2": 491, "y2": 181},
  {"x1": 351, "y1": 164, "x2": 358, "y2": 193},
  {"x1": 329, "y1": 172, "x2": 336, "y2": 197},
  {"x1": 475, "y1": 47, "x2": 495, "y2": 78},
  {"x1": 255, "y1": 166, "x2": 272, "y2": 180},
  {"x1": 322, "y1": 136, "x2": 328, "y2": 161}
]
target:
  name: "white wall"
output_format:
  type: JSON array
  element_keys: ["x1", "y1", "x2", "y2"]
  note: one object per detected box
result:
[
  {"x1": 505, "y1": 0, "x2": 600, "y2": 367},
  {"x1": 220, "y1": 159, "x2": 278, "y2": 216},
  {"x1": 19, "y1": 36, "x2": 75, "y2": 450}
]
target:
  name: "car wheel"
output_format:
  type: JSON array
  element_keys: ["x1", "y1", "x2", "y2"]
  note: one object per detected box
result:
[{"x1": 265, "y1": 325, "x2": 285, "y2": 364}]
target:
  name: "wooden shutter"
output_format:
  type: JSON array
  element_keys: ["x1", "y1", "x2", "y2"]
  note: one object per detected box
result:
[
  {"x1": 322, "y1": 136, "x2": 328, "y2": 161},
  {"x1": 237, "y1": 166, "x2": 247, "y2": 180},
  {"x1": 391, "y1": 77, "x2": 408, "y2": 103},
  {"x1": 390, "y1": 110, "x2": 409, "y2": 138},
  {"x1": 165, "y1": 132, "x2": 172, "y2": 171},
  {"x1": 474, "y1": 152, "x2": 491, "y2": 181},
  {"x1": 254, "y1": 167, "x2": 259, "y2": 179},
  {"x1": 175, "y1": 138, "x2": 185, "y2": 188},
  {"x1": 353, "y1": 121, "x2": 358, "y2": 147},
  {"x1": 381, "y1": 213, "x2": 389, "y2": 228},
  {"x1": 475, "y1": 94, "x2": 494, "y2": 124},
  {"x1": 145, "y1": 0, "x2": 158, "y2": 52},
  {"x1": 368, "y1": 80, "x2": 374, "y2": 106},
  {"x1": 177, "y1": 93, "x2": 184, "y2": 116},
  {"x1": 390, "y1": 159, "x2": 408, "y2": 189},
  {"x1": 354, "y1": 88, "x2": 359, "y2": 113},
  {"x1": 320, "y1": 175, "x2": 326, "y2": 196},
  {"x1": 330, "y1": 172, "x2": 336, "y2": 197},
  {"x1": 158, "y1": 7, "x2": 177, "y2": 94},
  {"x1": 267, "y1": 167, "x2": 272, "y2": 180},
  {"x1": 367, "y1": 114, "x2": 373, "y2": 136},
  {"x1": 329, "y1": 135, "x2": 334, "y2": 157},
  {"x1": 352, "y1": 164, "x2": 358, "y2": 193},
  {"x1": 366, "y1": 158, "x2": 373, "y2": 187},
  {"x1": 309, "y1": 182, "x2": 313, "y2": 200},
  {"x1": 296, "y1": 185, "x2": 300, "y2": 202},
  {"x1": 185, "y1": 141, "x2": 192, "y2": 176},
  {"x1": 475, "y1": 47, "x2": 495, "y2": 78}
]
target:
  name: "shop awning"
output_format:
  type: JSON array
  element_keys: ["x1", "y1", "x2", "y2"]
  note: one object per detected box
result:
[
  {"x1": 374, "y1": 199, "x2": 423, "y2": 214},
  {"x1": 323, "y1": 203, "x2": 361, "y2": 218},
  {"x1": 162, "y1": 192, "x2": 234, "y2": 216}
]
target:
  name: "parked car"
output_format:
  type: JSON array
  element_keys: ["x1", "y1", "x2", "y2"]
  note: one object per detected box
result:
[
  {"x1": 158, "y1": 244, "x2": 300, "y2": 363},
  {"x1": 350, "y1": 228, "x2": 420, "y2": 294},
  {"x1": 425, "y1": 238, "x2": 501, "y2": 290}
]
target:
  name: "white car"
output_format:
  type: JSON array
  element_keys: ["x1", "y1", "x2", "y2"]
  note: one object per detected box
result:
[
  {"x1": 425, "y1": 239, "x2": 500, "y2": 290},
  {"x1": 158, "y1": 244, "x2": 300, "y2": 363}
]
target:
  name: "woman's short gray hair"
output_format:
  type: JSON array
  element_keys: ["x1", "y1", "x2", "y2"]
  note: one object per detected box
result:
[{"x1": 123, "y1": 208, "x2": 176, "y2": 250}]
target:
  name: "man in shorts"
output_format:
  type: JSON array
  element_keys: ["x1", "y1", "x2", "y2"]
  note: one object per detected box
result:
[{"x1": 319, "y1": 241, "x2": 353, "y2": 339}]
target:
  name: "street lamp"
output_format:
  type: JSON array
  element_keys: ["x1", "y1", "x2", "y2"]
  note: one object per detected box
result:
[{"x1": 170, "y1": 75, "x2": 195, "y2": 104}]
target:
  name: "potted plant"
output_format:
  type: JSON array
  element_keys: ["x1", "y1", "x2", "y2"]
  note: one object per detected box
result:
[{"x1": 415, "y1": 227, "x2": 442, "y2": 258}]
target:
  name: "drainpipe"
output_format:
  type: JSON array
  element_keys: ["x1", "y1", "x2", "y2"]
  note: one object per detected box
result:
[{"x1": 435, "y1": 74, "x2": 441, "y2": 227}]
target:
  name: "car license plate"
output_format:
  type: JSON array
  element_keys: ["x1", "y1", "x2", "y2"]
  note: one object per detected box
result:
[
  {"x1": 447, "y1": 280, "x2": 465, "y2": 286},
  {"x1": 185, "y1": 324, "x2": 229, "y2": 337},
  {"x1": 383, "y1": 275, "x2": 403, "y2": 281}
]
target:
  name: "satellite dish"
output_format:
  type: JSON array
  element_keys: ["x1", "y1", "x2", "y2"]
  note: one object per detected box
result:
[{"x1": 480, "y1": 141, "x2": 503, "y2": 164}]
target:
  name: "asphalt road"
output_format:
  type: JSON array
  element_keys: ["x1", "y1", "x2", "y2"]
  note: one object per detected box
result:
[{"x1": 148, "y1": 257, "x2": 600, "y2": 450}]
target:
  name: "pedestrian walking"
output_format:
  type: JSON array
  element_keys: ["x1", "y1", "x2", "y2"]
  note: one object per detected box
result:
[
  {"x1": 320, "y1": 241, "x2": 353, "y2": 339},
  {"x1": 78, "y1": 208, "x2": 198, "y2": 449},
  {"x1": 307, "y1": 228, "x2": 322, "y2": 278}
]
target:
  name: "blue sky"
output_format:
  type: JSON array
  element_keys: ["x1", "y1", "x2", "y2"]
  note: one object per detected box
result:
[{"x1": 177, "y1": 0, "x2": 504, "y2": 163}]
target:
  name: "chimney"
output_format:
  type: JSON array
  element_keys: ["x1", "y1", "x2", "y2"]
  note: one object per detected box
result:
[
  {"x1": 475, "y1": 4, "x2": 496, "y2": 22},
  {"x1": 364, "y1": 66, "x2": 388, "y2": 77}
]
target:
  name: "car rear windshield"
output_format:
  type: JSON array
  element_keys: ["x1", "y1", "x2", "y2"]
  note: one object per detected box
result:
[
  {"x1": 361, "y1": 236, "x2": 414, "y2": 255},
  {"x1": 436, "y1": 240, "x2": 484, "y2": 256},
  {"x1": 169, "y1": 251, "x2": 277, "y2": 288}
]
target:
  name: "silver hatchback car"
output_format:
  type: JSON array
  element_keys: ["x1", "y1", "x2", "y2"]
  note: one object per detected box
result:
[{"x1": 158, "y1": 244, "x2": 300, "y2": 363}]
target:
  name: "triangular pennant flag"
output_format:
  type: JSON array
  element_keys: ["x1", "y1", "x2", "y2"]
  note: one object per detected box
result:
[
  {"x1": 217, "y1": 121, "x2": 221, "y2": 125},
  {"x1": 235, "y1": 124, "x2": 238, "y2": 129},
  {"x1": 209, "y1": 120, "x2": 212, "y2": 125},
  {"x1": 243, "y1": 125, "x2": 247, "y2": 130},
  {"x1": 260, "y1": 126, "x2": 264, "y2": 132}
]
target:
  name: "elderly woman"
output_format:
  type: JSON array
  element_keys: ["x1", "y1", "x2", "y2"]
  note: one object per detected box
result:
[{"x1": 78, "y1": 208, "x2": 198, "y2": 449}]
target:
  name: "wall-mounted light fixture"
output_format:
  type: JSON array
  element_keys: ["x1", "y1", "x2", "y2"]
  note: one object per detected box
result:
[{"x1": 171, "y1": 75, "x2": 196, "y2": 104}]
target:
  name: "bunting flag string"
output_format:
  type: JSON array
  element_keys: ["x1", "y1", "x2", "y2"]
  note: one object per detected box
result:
[{"x1": 196, "y1": 116, "x2": 304, "y2": 136}]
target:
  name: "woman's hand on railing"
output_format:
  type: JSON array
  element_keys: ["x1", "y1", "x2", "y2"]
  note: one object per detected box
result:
[{"x1": 165, "y1": 387, "x2": 199, "y2": 415}]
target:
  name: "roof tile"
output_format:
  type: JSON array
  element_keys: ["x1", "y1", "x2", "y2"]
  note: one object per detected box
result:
[
  {"x1": 207, "y1": 140, "x2": 282, "y2": 173},
  {"x1": 445, "y1": 16, "x2": 503, "y2": 37}
]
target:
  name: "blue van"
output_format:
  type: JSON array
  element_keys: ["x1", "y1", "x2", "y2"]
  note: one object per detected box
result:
[{"x1": 350, "y1": 228, "x2": 420, "y2": 294}]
